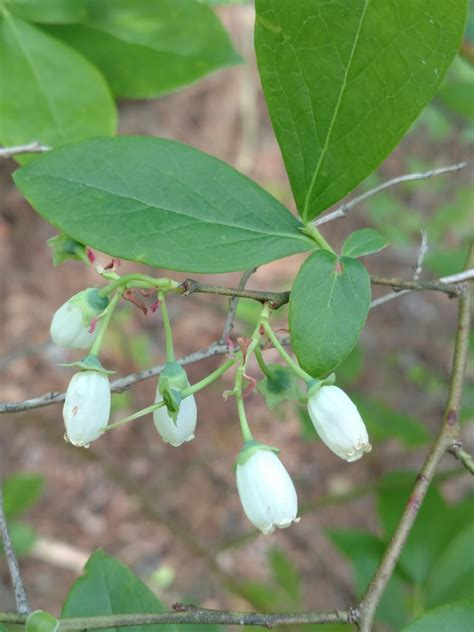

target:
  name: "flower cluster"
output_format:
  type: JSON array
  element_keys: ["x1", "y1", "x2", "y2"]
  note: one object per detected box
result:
[{"x1": 51, "y1": 288, "x2": 371, "y2": 535}]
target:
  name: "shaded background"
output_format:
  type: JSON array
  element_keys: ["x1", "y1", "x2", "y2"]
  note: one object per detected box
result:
[{"x1": 0, "y1": 4, "x2": 473, "y2": 628}]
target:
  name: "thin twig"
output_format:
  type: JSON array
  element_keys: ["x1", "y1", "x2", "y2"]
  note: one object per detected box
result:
[
  {"x1": 448, "y1": 442, "x2": 474, "y2": 475},
  {"x1": 0, "y1": 141, "x2": 50, "y2": 158},
  {"x1": 222, "y1": 269, "x2": 256, "y2": 338},
  {"x1": 370, "y1": 268, "x2": 473, "y2": 308},
  {"x1": 0, "y1": 341, "x2": 229, "y2": 413},
  {"x1": 357, "y1": 245, "x2": 473, "y2": 631},
  {"x1": 314, "y1": 162, "x2": 467, "y2": 226},
  {"x1": 179, "y1": 271, "x2": 470, "y2": 309},
  {"x1": 1, "y1": 268, "x2": 472, "y2": 414},
  {"x1": 60, "y1": 605, "x2": 351, "y2": 630},
  {"x1": 0, "y1": 483, "x2": 31, "y2": 615}
]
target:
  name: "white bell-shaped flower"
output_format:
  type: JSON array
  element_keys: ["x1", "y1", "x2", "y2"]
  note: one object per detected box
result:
[
  {"x1": 153, "y1": 392, "x2": 197, "y2": 447},
  {"x1": 236, "y1": 446, "x2": 299, "y2": 534},
  {"x1": 307, "y1": 385, "x2": 371, "y2": 462},
  {"x1": 51, "y1": 301, "x2": 96, "y2": 349},
  {"x1": 63, "y1": 370, "x2": 111, "y2": 447},
  {"x1": 50, "y1": 289, "x2": 108, "y2": 350}
]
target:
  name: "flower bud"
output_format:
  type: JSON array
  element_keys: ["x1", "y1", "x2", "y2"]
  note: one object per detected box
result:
[
  {"x1": 153, "y1": 362, "x2": 196, "y2": 446},
  {"x1": 307, "y1": 385, "x2": 371, "y2": 462},
  {"x1": 50, "y1": 288, "x2": 109, "y2": 350},
  {"x1": 63, "y1": 370, "x2": 111, "y2": 446},
  {"x1": 236, "y1": 442, "x2": 299, "y2": 534}
]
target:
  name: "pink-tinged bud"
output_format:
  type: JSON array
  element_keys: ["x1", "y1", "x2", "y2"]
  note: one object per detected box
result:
[{"x1": 50, "y1": 289, "x2": 108, "y2": 350}]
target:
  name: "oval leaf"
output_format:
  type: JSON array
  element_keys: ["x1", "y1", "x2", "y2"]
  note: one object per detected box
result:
[
  {"x1": 0, "y1": 14, "x2": 116, "y2": 151},
  {"x1": 62, "y1": 550, "x2": 176, "y2": 632},
  {"x1": 342, "y1": 228, "x2": 389, "y2": 258},
  {"x1": 255, "y1": 0, "x2": 468, "y2": 221},
  {"x1": 47, "y1": 0, "x2": 241, "y2": 98},
  {"x1": 14, "y1": 136, "x2": 314, "y2": 273},
  {"x1": 289, "y1": 250, "x2": 370, "y2": 377}
]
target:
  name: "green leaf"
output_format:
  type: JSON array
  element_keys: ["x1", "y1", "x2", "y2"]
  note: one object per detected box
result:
[
  {"x1": 26, "y1": 611, "x2": 59, "y2": 632},
  {"x1": 62, "y1": 550, "x2": 176, "y2": 632},
  {"x1": 289, "y1": 250, "x2": 370, "y2": 377},
  {"x1": 342, "y1": 229, "x2": 388, "y2": 258},
  {"x1": 47, "y1": 0, "x2": 240, "y2": 99},
  {"x1": 438, "y1": 81, "x2": 474, "y2": 121},
  {"x1": 352, "y1": 396, "x2": 431, "y2": 447},
  {"x1": 14, "y1": 136, "x2": 314, "y2": 273},
  {"x1": 0, "y1": 14, "x2": 116, "y2": 152},
  {"x1": 268, "y1": 548, "x2": 300, "y2": 604},
  {"x1": 3, "y1": 473, "x2": 43, "y2": 518},
  {"x1": 2, "y1": 521, "x2": 37, "y2": 556},
  {"x1": 4, "y1": 0, "x2": 86, "y2": 24},
  {"x1": 255, "y1": 0, "x2": 468, "y2": 221},
  {"x1": 401, "y1": 597, "x2": 474, "y2": 632},
  {"x1": 327, "y1": 529, "x2": 408, "y2": 629},
  {"x1": 425, "y1": 524, "x2": 474, "y2": 608},
  {"x1": 377, "y1": 472, "x2": 451, "y2": 584},
  {"x1": 256, "y1": 364, "x2": 303, "y2": 408}
]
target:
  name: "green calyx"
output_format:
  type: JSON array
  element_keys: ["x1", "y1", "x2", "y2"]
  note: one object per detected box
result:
[
  {"x1": 256, "y1": 364, "x2": 303, "y2": 408},
  {"x1": 305, "y1": 373, "x2": 336, "y2": 399},
  {"x1": 158, "y1": 362, "x2": 190, "y2": 421},
  {"x1": 69, "y1": 288, "x2": 109, "y2": 327},
  {"x1": 48, "y1": 232, "x2": 88, "y2": 266},
  {"x1": 235, "y1": 440, "x2": 280, "y2": 467},
  {"x1": 59, "y1": 355, "x2": 116, "y2": 375}
]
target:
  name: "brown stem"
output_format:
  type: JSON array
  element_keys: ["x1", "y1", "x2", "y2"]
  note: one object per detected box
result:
[
  {"x1": 179, "y1": 273, "x2": 464, "y2": 309},
  {"x1": 357, "y1": 245, "x2": 473, "y2": 631},
  {"x1": 57, "y1": 605, "x2": 351, "y2": 630},
  {"x1": 448, "y1": 442, "x2": 474, "y2": 474}
]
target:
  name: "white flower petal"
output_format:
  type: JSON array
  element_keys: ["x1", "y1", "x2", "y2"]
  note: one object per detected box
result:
[
  {"x1": 236, "y1": 449, "x2": 299, "y2": 534},
  {"x1": 50, "y1": 302, "x2": 97, "y2": 350},
  {"x1": 153, "y1": 392, "x2": 197, "y2": 447},
  {"x1": 63, "y1": 371, "x2": 110, "y2": 446},
  {"x1": 307, "y1": 385, "x2": 371, "y2": 461}
]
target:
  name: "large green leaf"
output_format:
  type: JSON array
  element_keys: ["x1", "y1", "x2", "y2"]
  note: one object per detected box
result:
[
  {"x1": 289, "y1": 250, "x2": 371, "y2": 377},
  {"x1": 255, "y1": 0, "x2": 468, "y2": 221},
  {"x1": 352, "y1": 396, "x2": 430, "y2": 447},
  {"x1": 425, "y1": 524, "x2": 474, "y2": 608},
  {"x1": 62, "y1": 550, "x2": 176, "y2": 632},
  {"x1": 327, "y1": 529, "x2": 408, "y2": 629},
  {"x1": 401, "y1": 597, "x2": 474, "y2": 632},
  {"x1": 4, "y1": 0, "x2": 86, "y2": 24},
  {"x1": 377, "y1": 472, "x2": 452, "y2": 585},
  {"x1": 0, "y1": 14, "x2": 116, "y2": 151},
  {"x1": 47, "y1": 0, "x2": 240, "y2": 98},
  {"x1": 14, "y1": 136, "x2": 314, "y2": 273}
]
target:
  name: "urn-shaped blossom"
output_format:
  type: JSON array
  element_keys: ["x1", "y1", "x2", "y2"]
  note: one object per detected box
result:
[
  {"x1": 153, "y1": 392, "x2": 197, "y2": 446},
  {"x1": 153, "y1": 362, "x2": 196, "y2": 446},
  {"x1": 50, "y1": 288, "x2": 108, "y2": 350},
  {"x1": 236, "y1": 443, "x2": 299, "y2": 534},
  {"x1": 307, "y1": 385, "x2": 371, "y2": 462},
  {"x1": 63, "y1": 370, "x2": 111, "y2": 447}
]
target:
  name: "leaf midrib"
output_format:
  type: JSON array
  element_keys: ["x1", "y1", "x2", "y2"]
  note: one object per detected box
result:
[
  {"x1": 27, "y1": 173, "x2": 311, "y2": 244},
  {"x1": 301, "y1": 0, "x2": 370, "y2": 222}
]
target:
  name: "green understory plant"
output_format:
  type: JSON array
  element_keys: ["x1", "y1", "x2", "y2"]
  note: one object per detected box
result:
[{"x1": 0, "y1": 1, "x2": 473, "y2": 631}]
